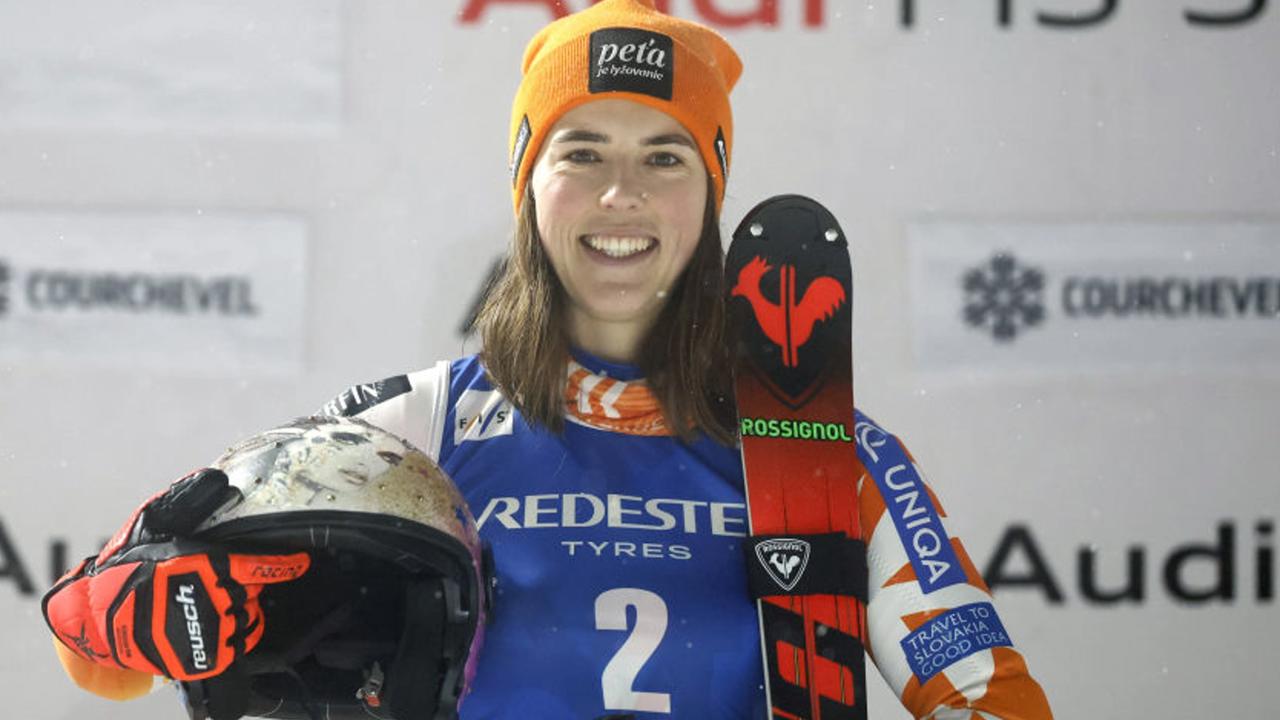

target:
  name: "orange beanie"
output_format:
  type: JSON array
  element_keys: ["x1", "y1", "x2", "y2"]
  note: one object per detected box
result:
[{"x1": 509, "y1": 0, "x2": 743, "y2": 215}]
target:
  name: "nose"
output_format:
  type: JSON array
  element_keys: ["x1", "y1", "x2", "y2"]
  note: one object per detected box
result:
[{"x1": 599, "y1": 168, "x2": 647, "y2": 211}]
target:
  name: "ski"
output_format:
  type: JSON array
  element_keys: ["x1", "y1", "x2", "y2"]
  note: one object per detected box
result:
[{"x1": 727, "y1": 195, "x2": 868, "y2": 720}]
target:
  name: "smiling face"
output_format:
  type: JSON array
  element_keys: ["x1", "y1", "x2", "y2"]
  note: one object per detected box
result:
[{"x1": 529, "y1": 98, "x2": 709, "y2": 363}]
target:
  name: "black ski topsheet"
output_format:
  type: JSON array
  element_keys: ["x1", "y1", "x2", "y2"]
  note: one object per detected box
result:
[{"x1": 727, "y1": 195, "x2": 868, "y2": 720}]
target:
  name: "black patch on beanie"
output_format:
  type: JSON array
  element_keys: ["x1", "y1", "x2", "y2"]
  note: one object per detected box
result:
[
  {"x1": 510, "y1": 115, "x2": 531, "y2": 187},
  {"x1": 589, "y1": 28, "x2": 674, "y2": 101},
  {"x1": 714, "y1": 126, "x2": 728, "y2": 180}
]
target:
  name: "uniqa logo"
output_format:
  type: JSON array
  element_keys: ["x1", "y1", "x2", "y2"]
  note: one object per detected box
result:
[
  {"x1": 962, "y1": 252, "x2": 1046, "y2": 342},
  {"x1": 857, "y1": 419, "x2": 966, "y2": 593}
]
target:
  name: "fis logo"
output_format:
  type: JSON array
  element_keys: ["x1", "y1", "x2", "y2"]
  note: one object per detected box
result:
[
  {"x1": 454, "y1": 389, "x2": 514, "y2": 444},
  {"x1": 755, "y1": 538, "x2": 811, "y2": 592}
]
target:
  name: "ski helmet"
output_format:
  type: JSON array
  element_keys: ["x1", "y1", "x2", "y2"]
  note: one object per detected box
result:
[{"x1": 180, "y1": 416, "x2": 491, "y2": 720}]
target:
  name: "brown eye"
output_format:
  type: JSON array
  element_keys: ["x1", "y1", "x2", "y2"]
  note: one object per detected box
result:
[
  {"x1": 566, "y1": 149, "x2": 600, "y2": 163},
  {"x1": 648, "y1": 152, "x2": 682, "y2": 167}
]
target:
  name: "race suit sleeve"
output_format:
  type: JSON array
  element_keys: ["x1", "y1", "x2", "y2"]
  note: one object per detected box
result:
[
  {"x1": 855, "y1": 412, "x2": 1053, "y2": 719},
  {"x1": 317, "y1": 362, "x2": 452, "y2": 460}
]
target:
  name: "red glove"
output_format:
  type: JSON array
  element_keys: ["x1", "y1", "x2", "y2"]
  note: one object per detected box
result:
[{"x1": 42, "y1": 469, "x2": 310, "y2": 681}]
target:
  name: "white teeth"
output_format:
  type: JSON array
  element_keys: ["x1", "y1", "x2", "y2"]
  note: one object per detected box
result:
[{"x1": 584, "y1": 235, "x2": 655, "y2": 258}]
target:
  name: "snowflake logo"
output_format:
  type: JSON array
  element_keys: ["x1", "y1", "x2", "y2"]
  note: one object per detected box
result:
[
  {"x1": 962, "y1": 253, "x2": 1046, "y2": 342},
  {"x1": 0, "y1": 260, "x2": 9, "y2": 317}
]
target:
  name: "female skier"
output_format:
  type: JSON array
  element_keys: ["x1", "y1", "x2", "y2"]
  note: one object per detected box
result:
[{"x1": 43, "y1": 1, "x2": 1053, "y2": 718}]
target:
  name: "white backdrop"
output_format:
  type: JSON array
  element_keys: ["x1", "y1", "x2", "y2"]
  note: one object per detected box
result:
[{"x1": 1, "y1": 1, "x2": 1277, "y2": 718}]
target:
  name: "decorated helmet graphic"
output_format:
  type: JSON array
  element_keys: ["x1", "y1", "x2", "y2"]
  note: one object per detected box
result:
[{"x1": 180, "y1": 416, "x2": 491, "y2": 720}]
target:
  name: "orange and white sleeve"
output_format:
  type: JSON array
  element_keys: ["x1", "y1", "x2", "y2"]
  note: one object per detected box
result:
[{"x1": 855, "y1": 412, "x2": 1053, "y2": 720}]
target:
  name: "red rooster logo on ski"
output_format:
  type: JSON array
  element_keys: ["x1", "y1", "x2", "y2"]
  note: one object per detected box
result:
[{"x1": 732, "y1": 255, "x2": 846, "y2": 367}]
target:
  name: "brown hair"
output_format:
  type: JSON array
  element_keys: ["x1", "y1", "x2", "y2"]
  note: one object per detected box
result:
[{"x1": 476, "y1": 180, "x2": 736, "y2": 445}]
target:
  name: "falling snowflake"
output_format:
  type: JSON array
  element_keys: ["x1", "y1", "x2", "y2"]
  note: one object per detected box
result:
[{"x1": 962, "y1": 253, "x2": 1045, "y2": 342}]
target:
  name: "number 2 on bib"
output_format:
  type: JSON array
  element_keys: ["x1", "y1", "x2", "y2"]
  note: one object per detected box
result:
[{"x1": 595, "y1": 588, "x2": 671, "y2": 714}]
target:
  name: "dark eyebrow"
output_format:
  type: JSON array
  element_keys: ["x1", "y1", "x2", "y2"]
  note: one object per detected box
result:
[
  {"x1": 550, "y1": 129, "x2": 695, "y2": 149},
  {"x1": 643, "y1": 133, "x2": 696, "y2": 149},
  {"x1": 552, "y1": 129, "x2": 609, "y2": 143}
]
